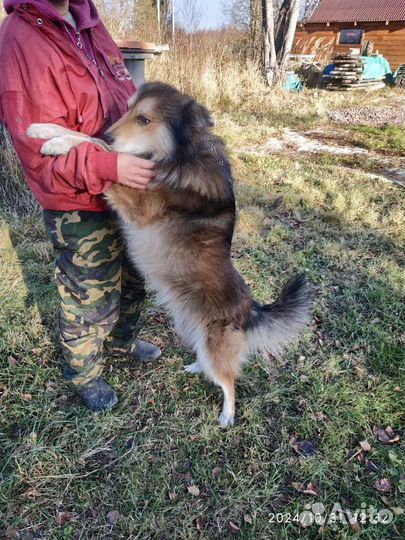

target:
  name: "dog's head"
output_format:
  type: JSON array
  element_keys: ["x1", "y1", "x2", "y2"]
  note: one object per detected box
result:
[{"x1": 106, "y1": 82, "x2": 214, "y2": 161}]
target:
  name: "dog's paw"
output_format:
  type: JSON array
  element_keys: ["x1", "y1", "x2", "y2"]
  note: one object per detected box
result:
[
  {"x1": 218, "y1": 411, "x2": 235, "y2": 428},
  {"x1": 184, "y1": 362, "x2": 202, "y2": 375},
  {"x1": 40, "y1": 137, "x2": 73, "y2": 156},
  {"x1": 27, "y1": 123, "x2": 66, "y2": 139}
]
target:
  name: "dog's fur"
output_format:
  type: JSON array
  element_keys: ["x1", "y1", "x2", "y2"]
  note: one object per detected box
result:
[{"x1": 27, "y1": 82, "x2": 313, "y2": 427}]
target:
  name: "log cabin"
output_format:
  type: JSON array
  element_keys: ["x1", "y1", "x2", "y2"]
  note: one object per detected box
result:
[{"x1": 294, "y1": 0, "x2": 405, "y2": 69}]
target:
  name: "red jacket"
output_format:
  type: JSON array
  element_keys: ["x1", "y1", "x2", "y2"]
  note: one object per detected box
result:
[{"x1": 0, "y1": 0, "x2": 135, "y2": 211}]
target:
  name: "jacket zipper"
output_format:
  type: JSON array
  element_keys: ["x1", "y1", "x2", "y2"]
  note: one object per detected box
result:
[{"x1": 75, "y1": 31, "x2": 105, "y2": 79}]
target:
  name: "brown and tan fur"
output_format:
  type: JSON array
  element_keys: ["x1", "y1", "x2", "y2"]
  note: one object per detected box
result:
[{"x1": 27, "y1": 82, "x2": 313, "y2": 427}]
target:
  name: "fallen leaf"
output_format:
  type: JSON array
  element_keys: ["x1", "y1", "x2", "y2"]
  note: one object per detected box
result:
[
  {"x1": 299, "y1": 375, "x2": 310, "y2": 383},
  {"x1": 168, "y1": 491, "x2": 177, "y2": 501},
  {"x1": 292, "y1": 482, "x2": 318, "y2": 496},
  {"x1": 244, "y1": 514, "x2": 253, "y2": 524},
  {"x1": 8, "y1": 355, "x2": 18, "y2": 366},
  {"x1": 196, "y1": 517, "x2": 204, "y2": 530},
  {"x1": 349, "y1": 520, "x2": 361, "y2": 533},
  {"x1": 313, "y1": 411, "x2": 327, "y2": 421},
  {"x1": 359, "y1": 440, "x2": 371, "y2": 452},
  {"x1": 56, "y1": 511, "x2": 71, "y2": 526},
  {"x1": 106, "y1": 510, "x2": 120, "y2": 524},
  {"x1": 21, "y1": 487, "x2": 38, "y2": 500},
  {"x1": 292, "y1": 440, "x2": 316, "y2": 456},
  {"x1": 0, "y1": 386, "x2": 9, "y2": 402},
  {"x1": 4, "y1": 527, "x2": 19, "y2": 539},
  {"x1": 392, "y1": 507, "x2": 405, "y2": 515},
  {"x1": 373, "y1": 478, "x2": 392, "y2": 493},
  {"x1": 228, "y1": 521, "x2": 240, "y2": 534},
  {"x1": 187, "y1": 485, "x2": 200, "y2": 497},
  {"x1": 212, "y1": 466, "x2": 221, "y2": 478},
  {"x1": 22, "y1": 393, "x2": 32, "y2": 401},
  {"x1": 373, "y1": 426, "x2": 400, "y2": 444}
]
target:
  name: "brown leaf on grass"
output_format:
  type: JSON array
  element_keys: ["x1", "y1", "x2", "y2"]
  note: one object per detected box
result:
[
  {"x1": 211, "y1": 466, "x2": 222, "y2": 478},
  {"x1": 244, "y1": 514, "x2": 253, "y2": 524},
  {"x1": 292, "y1": 482, "x2": 319, "y2": 496},
  {"x1": 373, "y1": 426, "x2": 400, "y2": 444},
  {"x1": 21, "y1": 487, "x2": 38, "y2": 500},
  {"x1": 8, "y1": 355, "x2": 18, "y2": 367},
  {"x1": 349, "y1": 520, "x2": 361, "y2": 533},
  {"x1": 4, "y1": 527, "x2": 19, "y2": 539},
  {"x1": 0, "y1": 386, "x2": 9, "y2": 402},
  {"x1": 373, "y1": 478, "x2": 392, "y2": 493},
  {"x1": 106, "y1": 510, "x2": 120, "y2": 524},
  {"x1": 56, "y1": 511, "x2": 71, "y2": 526},
  {"x1": 292, "y1": 440, "x2": 316, "y2": 456},
  {"x1": 312, "y1": 411, "x2": 327, "y2": 422},
  {"x1": 196, "y1": 517, "x2": 205, "y2": 530},
  {"x1": 359, "y1": 440, "x2": 371, "y2": 452},
  {"x1": 22, "y1": 393, "x2": 32, "y2": 401},
  {"x1": 187, "y1": 485, "x2": 200, "y2": 497},
  {"x1": 228, "y1": 521, "x2": 240, "y2": 534},
  {"x1": 168, "y1": 491, "x2": 177, "y2": 501}
]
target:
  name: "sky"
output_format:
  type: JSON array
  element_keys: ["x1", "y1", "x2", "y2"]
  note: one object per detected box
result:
[{"x1": 176, "y1": 0, "x2": 226, "y2": 30}]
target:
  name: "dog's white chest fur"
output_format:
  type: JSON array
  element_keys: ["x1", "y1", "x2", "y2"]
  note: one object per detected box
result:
[
  {"x1": 122, "y1": 221, "x2": 168, "y2": 290},
  {"x1": 122, "y1": 221, "x2": 205, "y2": 353}
]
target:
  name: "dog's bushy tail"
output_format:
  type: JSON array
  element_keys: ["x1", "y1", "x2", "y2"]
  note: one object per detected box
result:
[{"x1": 246, "y1": 274, "x2": 313, "y2": 357}]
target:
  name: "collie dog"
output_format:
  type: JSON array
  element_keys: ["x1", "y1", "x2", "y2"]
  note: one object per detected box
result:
[{"x1": 27, "y1": 82, "x2": 313, "y2": 427}]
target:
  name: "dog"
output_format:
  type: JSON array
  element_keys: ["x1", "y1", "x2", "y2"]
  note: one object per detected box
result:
[{"x1": 27, "y1": 82, "x2": 313, "y2": 427}]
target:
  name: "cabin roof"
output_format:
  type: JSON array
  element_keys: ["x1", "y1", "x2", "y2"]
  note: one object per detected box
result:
[{"x1": 308, "y1": 0, "x2": 405, "y2": 23}]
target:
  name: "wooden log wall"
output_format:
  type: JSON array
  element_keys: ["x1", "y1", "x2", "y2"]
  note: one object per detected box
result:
[{"x1": 294, "y1": 21, "x2": 405, "y2": 69}]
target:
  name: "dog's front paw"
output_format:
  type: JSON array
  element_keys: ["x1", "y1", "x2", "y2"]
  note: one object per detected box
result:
[
  {"x1": 40, "y1": 137, "x2": 72, "y2": 156},
  {"x1": 27, "y1": 123, "x2": 64, "y2": 139},
  {"x1": 218, "y1": 411, "x2": 235, "y2": 428}
]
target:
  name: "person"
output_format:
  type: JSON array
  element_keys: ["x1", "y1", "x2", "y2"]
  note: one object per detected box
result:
[{"x1": 0, "y1": 0, "x2": 161, "y2": 411}]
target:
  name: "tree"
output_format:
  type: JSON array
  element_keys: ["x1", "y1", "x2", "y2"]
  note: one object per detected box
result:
[{"x1": 261, "y1": 0, "x2": 300, "y2": 85}]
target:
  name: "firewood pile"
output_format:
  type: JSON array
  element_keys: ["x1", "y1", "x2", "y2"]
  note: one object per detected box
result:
[
  {"x1": 395, "y1": 64, "x2": 405, "y2": 88},
  {"x1": 325, "y1": 54, "x2": 385, "y2": 91}
]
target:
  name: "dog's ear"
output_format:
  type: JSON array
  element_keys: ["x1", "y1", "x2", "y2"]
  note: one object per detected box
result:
[{"x1": 182, "y1": 99, "x2": 214, "y2": 129}]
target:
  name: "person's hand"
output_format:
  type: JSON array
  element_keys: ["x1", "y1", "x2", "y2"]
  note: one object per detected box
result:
[{"x1": 116, "y1": 153, "x2": 156, "y2": 190}]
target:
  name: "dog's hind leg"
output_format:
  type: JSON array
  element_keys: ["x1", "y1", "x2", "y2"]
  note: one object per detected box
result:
[
  {"x1": 184, "y1": 361, "x2": 203, "y2": 374},
  {"x1": 202, "y1": 324, "x2": 246, "y2": 428}
]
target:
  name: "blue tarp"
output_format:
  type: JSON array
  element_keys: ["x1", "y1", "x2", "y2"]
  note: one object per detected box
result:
[
  {"x1": 323, "y1": 55, "x2": 391, "y2": 80},
  {"x1": 285, "y1": 72, "x2": 303, "y2": 91}
]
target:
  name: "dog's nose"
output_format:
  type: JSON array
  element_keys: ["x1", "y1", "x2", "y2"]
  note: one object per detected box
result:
[{"x1": 104, "y1": 132, "x2": 114, "y2": 144}]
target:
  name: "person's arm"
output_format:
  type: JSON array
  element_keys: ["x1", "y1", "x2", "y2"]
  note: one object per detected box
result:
[{"x1": 1, "y1": 90, "x2": 119, "y2": 195}]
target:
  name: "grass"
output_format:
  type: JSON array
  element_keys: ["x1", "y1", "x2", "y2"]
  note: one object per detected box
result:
[
  {"x1": 1, "y1": 87, "x2": 405, "y2": 539},
  {"x1": 348, "y1": 125, "x2": 405, "y2": 156}
]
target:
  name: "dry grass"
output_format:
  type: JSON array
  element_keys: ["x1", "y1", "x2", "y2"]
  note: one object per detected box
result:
[{"x1": 0, "y1": 125, "x2": 39, "y2": 217}]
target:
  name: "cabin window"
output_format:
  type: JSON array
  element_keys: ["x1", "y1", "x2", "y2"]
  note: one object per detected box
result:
[{"x1": 339, "y1": 29, "x2": 363, "y2": 45}]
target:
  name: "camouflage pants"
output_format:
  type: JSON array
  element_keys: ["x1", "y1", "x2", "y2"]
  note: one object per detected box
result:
[{"x1": 43, "y1": 210, "x2": 146, "y2": 387}]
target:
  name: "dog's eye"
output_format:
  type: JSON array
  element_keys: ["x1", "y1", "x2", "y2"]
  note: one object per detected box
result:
[{"x1": 136, "y1": 115, "x2": 151, "y2": 126}]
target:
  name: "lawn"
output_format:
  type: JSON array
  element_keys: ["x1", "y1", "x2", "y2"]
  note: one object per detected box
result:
[{"x1": 0, "y1": 88, "x2": 404, "y2": 539}]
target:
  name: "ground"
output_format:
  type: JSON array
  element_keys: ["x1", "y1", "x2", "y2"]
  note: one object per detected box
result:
[{"x1": 0, "y1": 88, "x2": 404, "y2": 540}]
